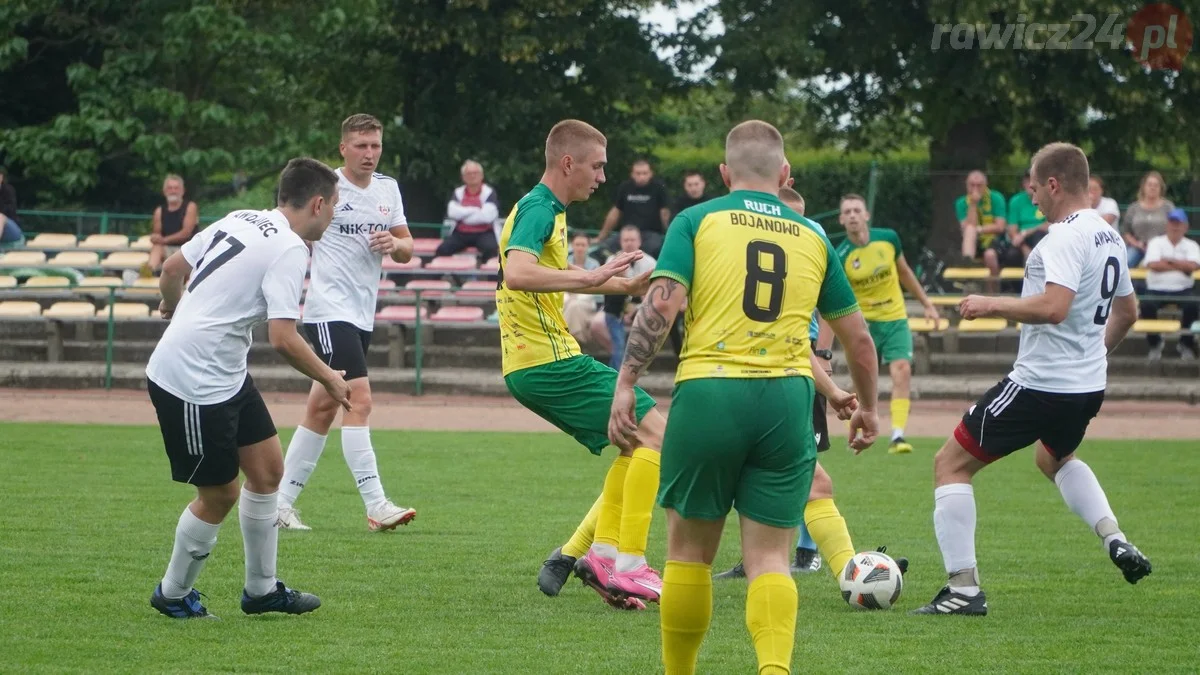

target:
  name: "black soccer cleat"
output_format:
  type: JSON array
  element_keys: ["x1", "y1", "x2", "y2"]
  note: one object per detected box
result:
[
  {"x1": 792, "y1": 547, "x2": 822, "y2": 574},
  {"x1": 537, "y1": 547, "x2": 577, "y2": 597},
  {"x1": 910, "y1": 585, "x2": 988, "y2": 615},
  {"x1": 240, "y1": 580, "x2": 321, "y2": 616},
  {"x1": 875, "y1": 545, "x2": 909, "y2": 576},
  {"x1": 713, "y1": 560, "x2": 746, "y2": 580},
  {"x1": 1109, "y1": 540, "x2": 1152, "y2": 585}
]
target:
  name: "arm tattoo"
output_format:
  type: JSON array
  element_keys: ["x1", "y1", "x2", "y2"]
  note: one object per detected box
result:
[{"x1": 620, "y1": 280, "x2": 680, "y2": 377}]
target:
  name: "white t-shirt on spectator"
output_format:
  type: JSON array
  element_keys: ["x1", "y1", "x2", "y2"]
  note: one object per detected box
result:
[
  {"x1": 1144, "y1": 234, "x2": 1200, "y2": 292},
  {"x1": 1095, "y1": 197, "x2": 1120, "y2": 227}
]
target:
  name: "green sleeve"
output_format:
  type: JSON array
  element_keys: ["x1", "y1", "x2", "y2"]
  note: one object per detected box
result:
[
  {"x1": 954, "y1": 196, "x2": 967, "y2": 222},
  {"x1": 991, "y1": 190, "x2": 1008, "y2": 220},
  {"x1": 817, "y1": 237, "x2": 860, "y2": 320},
  {"x1": 1007, "y1": 193, "x2": 1022, "y2": 221},
  {"x1": 650, "y1": 212, "x2": 697, "y2": 288},
  {"x1": 504, "y1": 204, "x2": 555, "y2": 259},
  {"x1": 880, "y1": 228, "x2": 903, "y2": 259}
]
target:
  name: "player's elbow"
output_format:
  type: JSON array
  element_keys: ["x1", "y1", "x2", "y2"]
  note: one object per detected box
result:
[
  {"x1": 1045, "y1": 303, "x2": 1070, "y2": 325},
  {"x1": 267, "y1": 320, "x2": 297, "y2": 353},
  {"x1": 503, "y1": 266, "x2": 532, "y2": 292}
]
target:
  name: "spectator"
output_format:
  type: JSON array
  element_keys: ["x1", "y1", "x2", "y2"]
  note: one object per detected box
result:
[
  {"x1": 232, "y1": 169, "x2": 249, "y2": 195},
  {"x1": 672, "y1": 170, "x2": 710, "y2": 216},
  {"x1": 437, "y1": 160, "x2": 500, "y2": 263},
  {"x1": 1141, "y1": 208, "x2": 1199, "y2": 361},
  {"x1": 147, "y1": 174, "x2": 199, "y2": 273},
  {"x1": 0, "y1": 166, "x2": 23, "y2": 250},
  {"x1": 1007, "y1": 170, "x2": 1048, "y2": 258},
  {"x1": 1121, "y1": 170, "x2": 1175, "y2": 268},
  {"x1": 956, "y1": 170, "x2": 1009, "y2": 286},
  {"x1": 594, "y1": 159, "x2": 670, "y2": 257},
  {"x1": 1088, "y1": 175, "x2": 1120, "y2": 228},
  {"x1": 601, "y1": 225, "x2": 656, "y2": 369},
  {"x1": 562, "y1": 231, "x2": 606, "y2": 347}
]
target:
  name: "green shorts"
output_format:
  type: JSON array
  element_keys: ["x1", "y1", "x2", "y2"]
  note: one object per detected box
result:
[
  {"x1": 658, "y1": 377, "x2": 817, "y2": 528},
  {"x1": 868, "y1": 318, "x2": 914, "y2": 365},
  {"x1": 504, "y1": 355, "x2": 657, "y2": 455}
]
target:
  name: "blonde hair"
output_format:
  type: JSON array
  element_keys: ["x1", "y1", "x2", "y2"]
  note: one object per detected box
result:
[
  {"x1": 341, "y1": 113, "x2": 382, "y2": 138},
  {"x1": 545, "y1": 120, "x2": 606, "y2": 167},
  {"x1": 1031, "y1": 142, "x2": 1089, "y2": 195},
  {"x1": 724, "y1": 120, "x2": 786, "y2": 181},
  {"x1": 778, "y1": 186, "x2": 805, "y2": 212}
]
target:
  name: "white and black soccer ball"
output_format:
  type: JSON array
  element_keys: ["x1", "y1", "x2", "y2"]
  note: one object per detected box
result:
[{"x1": 839, "y1": 551, "x2": 903, "y2": 610}]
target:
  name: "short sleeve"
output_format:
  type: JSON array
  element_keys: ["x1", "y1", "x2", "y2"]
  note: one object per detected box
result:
[
  {"x1": 1115, "y1": 251, "x2": 1135, "y2": 298},
  {"x1": 179, "y1": 226, "x2": 211, "y2": 266},
  {"x1": 881, "y1": 229, "x2": 903, "y2": 259},
  {"x1": 1143, "y1": 237, "x2": 1164, "y2": 264},
  {"x1": 262, "y1": 244, "x2": 308, "y2": 320},
  {"x1": 817, "y1": 240, "x2": 860, "y2": 319},
  {"x1": 991, "y1": 191, "x2": 1008, "y2": 220},
  {"x1": 612, "y1": 182, "x2": 628, "y2": 209},
  {"x1": 1188, "y1": 242, "x2": 1200, "y2": 265},
  {"x1": 650, "y1": 212, "x2": 697, "y2": 289},
  {"x1": 955, "y1": 196, "x2": 967, "y2": 221},
  {"x1": 1040, "y1": 230, "x2": 1086, "y2": 293},
  {"x1": 504, "y1": 204, "x2": 556, "y2": 259},
  {"x1": 1007, "y1": 194, "x2": 1023, "y2": 222},
  {"x1": 389, "y1": 184, "x2": 408, "y2": 228}
]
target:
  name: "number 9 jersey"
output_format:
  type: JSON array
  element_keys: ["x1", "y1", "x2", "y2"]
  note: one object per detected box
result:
[{"x1": 651, "y1": 190, "x2": 859, "y2": 383}]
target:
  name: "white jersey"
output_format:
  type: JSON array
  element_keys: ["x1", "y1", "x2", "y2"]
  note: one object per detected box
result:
[
  {"x1": 1010, "y1": 209, "x2": 1134, "y2": 394},
  {"x1": 146, "y1": 209, "x2": 309, "y2": 405},
  {"x1": 302, "y1": 169, "x2": 407, "y2": 331}
]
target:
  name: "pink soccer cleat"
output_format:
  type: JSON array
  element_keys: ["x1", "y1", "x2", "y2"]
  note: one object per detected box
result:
[
  {"x1": 608, "y1": 564, "x2": 663, "y2": 604},
  {"x1": 573, "y1": 552, "x2": 645, "y2": 610}
]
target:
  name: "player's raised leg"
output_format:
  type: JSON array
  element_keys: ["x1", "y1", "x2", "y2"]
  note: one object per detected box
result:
[{"x1": 607, "y1": 408, "x2": 667, "y2": 601}]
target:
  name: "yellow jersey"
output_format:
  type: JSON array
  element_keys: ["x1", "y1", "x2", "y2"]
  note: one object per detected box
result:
[
  {"x1": 652, "y1": 190, "x2": 859, "y2": 383},
  {"x1": 834, "y1": 228, "x2": 907, "y2": 323},
  {"x1": 496, "y1": 183, "x2": 580, "y2": 375}
]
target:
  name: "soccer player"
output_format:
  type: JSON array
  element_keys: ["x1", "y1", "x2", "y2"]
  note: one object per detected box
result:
[
  {"x1": 609, "y1": 121, "x2": 881, "y2": 674},
  {"x1": 912, "y1": 143, "x2": 1152, "y2": 617},
  {"x1": 835, "y1": 195, "x2": 940, "y2": 454},
  {"x1": 276, "y1": 114, "x2": 416, "y2": 532},
  {"x1": 714, "y1": 187, "x2": 909, "y2": 584},
  {"x1": 146, "y1": 158, "x2": 351, "y2": 619},
  {"x1": 501, "y1": 119, "x2": 669, "y2": 609}
]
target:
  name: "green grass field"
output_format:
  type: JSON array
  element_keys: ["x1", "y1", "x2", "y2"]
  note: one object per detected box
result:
[{"x1": 1, "y1": 423, "x2": 1195, "y2": 674}]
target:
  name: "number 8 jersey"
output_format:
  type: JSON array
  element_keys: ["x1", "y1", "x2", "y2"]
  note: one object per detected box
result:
[
  {"x1": 652, "y1": 190, "x2": 859, "y2": 383},
  {"x1": 147, "y1": 209, "x2": 310, "y2": 405},
  {"x1": 1010, "y1": 209, "x2": 1133, "y2": 393}
]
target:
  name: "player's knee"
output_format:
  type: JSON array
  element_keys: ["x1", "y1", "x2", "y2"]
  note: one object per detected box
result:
[
  {"x1": 1034, "y1": 446, "x2": 1069, "y2": 481},
  {"x1": 351, "y1": 389, "x2": 373, "y2": 419},
  {"x1": 983, "y1": 249, "x2": 999, "y2": 268},
  {"x1": 809, "y1": 464, "x2": 833, "y2": 499},
  {"x1": 890, "y1": 359, "x2": 912, "y2": 380},
  {"x1": 636, "y1": 410, "x2": 666, "y2": 450},
  {"x1": 200, "y1": 481, "x2": 241, "y2": 514}
]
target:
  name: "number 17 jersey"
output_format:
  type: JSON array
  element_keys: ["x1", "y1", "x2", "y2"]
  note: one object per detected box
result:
[
  {"x1": 652, "y1": 190, "x2": 859, "y2": 383},
  {"x1": 1010, "y1": 208, "x2": 1132, "y2": 394}
]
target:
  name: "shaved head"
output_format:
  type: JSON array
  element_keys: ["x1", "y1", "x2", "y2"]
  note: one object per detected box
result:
[
  {"x1": 545, "y1": 119, "x2": 607, "y2": 167},
  {"x1": 724, "y1": 120, "x2": 787, "y2": 182}
]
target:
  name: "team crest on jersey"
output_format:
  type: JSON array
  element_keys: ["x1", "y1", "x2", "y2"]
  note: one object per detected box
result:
[
  {"x1": 852, "y1": 257, "x2": 861, "y2": 269},
  {"x1": 378, "y1": 204, "x2": 390, "y2": 216}
]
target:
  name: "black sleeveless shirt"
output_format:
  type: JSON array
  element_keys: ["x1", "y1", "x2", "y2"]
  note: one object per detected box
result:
[{"x1": 161, "y1": 200, "x2": 193, "y2": 240}]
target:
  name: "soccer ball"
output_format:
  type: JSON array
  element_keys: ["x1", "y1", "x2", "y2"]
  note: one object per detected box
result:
[{"x1": 839, "y1": 551, "x2": 903, "y2": 610}]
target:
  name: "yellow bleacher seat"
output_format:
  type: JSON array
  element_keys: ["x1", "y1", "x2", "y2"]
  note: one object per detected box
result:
[
  {"x1": 0, "y1": 275, "x2": 16, "y2": 288},
  {"x1": 124, "y1": 278, "x2": 161, "y2": 296},
  {"x1": 0, "y1": 301, "x2": 43, "y2": 317},
  {"x1": 1132, "y1": 319, "x2": 1181, "y2": 333},
  {"x1": 21, "y1": 276, "x2": 71, "y2": 288},
  {"x1": 77, "y1": 276, "x2": 124, "y2": 288},
  {"x1": 79, "y1": 234, "x2": 130, "y2": 249},
  {"x1": 1129, "y1": 267, "x2": 1147, "y2": 280},
  {"x1": 47, "y1": 251, "x2": 101, "y2": 267},
  {"x1": 0, "y1": 250, "x2": 47, "y2": 266},
  {"x1": 131, "y1": 235, "x2": 154, "y2": 251},
  {"x1": 909, "y1": 317, "x2": 951, "y2": 332},
  {"x1": 26, "y1": 233, "x2": 78, "y2": 249},
  {"x1": 44, "y1": 301, "x2": 97, "y2": 318},
  {"x1": 929, "y1": 296, "x2": 964, "y2": 307},
  {"x1": 98, "y1": 303, "x2": 150, "y2": 318},
  {"x1": 943, "y1": 267, "x2": 990, "y2": 280},
  {"x1": 957, "y1": 318, "x2": 1008, "y2": 332},
  {"x1": 101, "y1": 251, "x2": 150, "y2": 268},
  {"x1": 999, "y1": 267, "x2": 1025, "y2": 280}
]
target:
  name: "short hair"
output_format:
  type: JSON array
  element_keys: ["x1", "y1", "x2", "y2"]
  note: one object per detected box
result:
[
  {"x1": 461, "y1": 159, "x2": 483, "y2": 174},
  {"x1": 725, "y1": 120, "x2": 785, "y2": 181},
  {"x1": 632, "y1": 158, "x2": 652, "y2": 169},
  {"x1": 840, "y1": 193, "x2": 867, "y2": 208},
  {"x1": 620, "y1": 224, "x2": 641, "y2": 235},
  {"x1": 163, "y1": 173, "x2": 184, "y2": 187},
  {"x1": 570, "y1": 230, "x2": 590, "y2": 241},
  {"x1": 1031, "y1": 142, "x2": 1090, "y2": 195},
  {"x1": 683, "y1": 170, "x2": 704, "y2": 180},
  {"x1": 1090, "y1": 175, "x2": 1104, "y2": 188},
  {"x1": 341, "y1": 113, "x2": 383, "y2": 138},
  {"x1": 778, "y1": 186, "x2": 804, "y2": 206},
  {"x1": 545, "y1": 119, "x2": 606, "y2": 166},
  {"x1": 277, "y1": 158, "x2": 338, "y2": 209}
]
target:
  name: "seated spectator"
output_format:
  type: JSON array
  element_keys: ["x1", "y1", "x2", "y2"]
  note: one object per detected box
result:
[
  {"x1": 601, "y1": 225, "x2": 656, "y2": 369},
  {"x1": 1121, "y1": 170, "x2": 1175, "y2": 268},
  {"x1": 672, "y1": 170, "x2": 710, "y2": 216},
  {"x1": 148, "y1": 174, "x2": 199, "y2": 273},
  {"x1": 594, "y1": 159, "x2": 670, "y2": 258},
  {"x1": 562, "y1": 232, "x2": 605, "y2": 346},
  {"x1": 956, "y1": 170, "x2": 1010, "y2": 286},
  {"x1": 1088, "y1": 175, "x2": 1120, "y2": 228},
  {"x1": 0, "y1": 166, "x2": 24, "y2": 250},
  {"x1": 437, "y1": 160, "x2": 499, "y2": 262},
  {"x1": 1007, "y1": 170, "x2": 1048, "y2": 258},
  {"x1": 1141, "y1": 209, "x2": 1199, "y2": 361}
]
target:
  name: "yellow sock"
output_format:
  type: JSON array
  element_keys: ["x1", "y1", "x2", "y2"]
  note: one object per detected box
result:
[
  {"x1": 804, "y1": 498, "x2": 855, "y2": 579},
  {"x1": 890, "y1": 398, "x2": 910, "y2": 437},
  {"x1": 746, "y1": 573, "x2": 797, "y2": 675},
  {"x1": 618, "y1": 447, "x2": 660, "y2": 559},
  {"x1": 562, "y1": 495, "x2": 602, "y2": 559},
  {"x1": 661, "y1": 560, "x2": 712, "y2": 675},
  {"x1": 594, "y1": 455, "x2": 631, "y2": 551}
]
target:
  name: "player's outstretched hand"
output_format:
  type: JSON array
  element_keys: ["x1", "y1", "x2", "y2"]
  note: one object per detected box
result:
[
  {"x1": 589, "y1": 250, "x2": 643, "y2": 286},
  {"x1": 324, "y1": 370, "x2": 353, "y2": 412},
  {"x1": 958, "y1": 294, "x2": 993, "y2": 320},
  {"x1": 847, "y1": 407, "x2": 878, "y2": 454},
  {"x1": 829, "y1": 388, "x2": 858, "y2": 421},
  {"x1": 368, "y1": 230, "x2": 396, "y2": 255},
  {"x1": 625, "y1": 269, "x2": 653, "y2": 296},
  {"x1": 608, "y1": 385, "x2": 640, "y2": 451}
]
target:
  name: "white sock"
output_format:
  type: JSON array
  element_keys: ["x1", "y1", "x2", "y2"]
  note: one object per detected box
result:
[
  {"x1": 239, "y1": 488, "x2": 279, "y2": 598},
  {"x1": 1054, "y1": 459, "x2": 1125, "y2": 548},
  {"x1": 616, "y1": 552, "x2": 647, "y2": 573},
  {"x1": 892, "y1": 427, "x2": 905, "y2": 441},
  {"x1": 161, "y1": 506, "x2": 221, "y2": 599},
  {"x1": 342, "y1": 426, "x2": 386, "y2": 510},
  {"x1": 591, "y1": 543, "x2": 618, "y2": 559},
  {"x1": 279, "y1": 426, "x2": 327, "y2": 509},
  {"x1": 933, "y1": 483, "x2": 978, "y2": 593}
]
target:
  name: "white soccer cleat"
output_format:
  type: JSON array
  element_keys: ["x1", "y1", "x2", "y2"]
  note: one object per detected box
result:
[
  {"x1": 367, "y1": 501, "x2": 416, "y2": 532},
  {"x1": 276, "y1": 506, "x2": 311, "y2": 531}
]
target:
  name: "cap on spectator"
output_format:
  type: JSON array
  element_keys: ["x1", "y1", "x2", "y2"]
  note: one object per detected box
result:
[{"x1": 1167, "y1": 207, "x2": 1188, "y2": 224}]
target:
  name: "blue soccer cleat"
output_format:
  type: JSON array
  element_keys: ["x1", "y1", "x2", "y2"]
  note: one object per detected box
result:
[{"x1": 150, "y1": 584, "x2": 217, "y2": 619}]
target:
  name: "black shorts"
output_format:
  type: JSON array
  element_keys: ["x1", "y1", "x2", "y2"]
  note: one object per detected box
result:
[
  {"x1": 303, "y1": 321, "x2": 373, "y2": 380},
  {"x1": 812, "y1": 392, "x2": 830, "y2": 452},
  {"x1": 148, "y1": 376, "x2": 278, "y2": 486},
  {"x1": 954, "y1": 377, "x2": 1104, "y2": 463}
]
